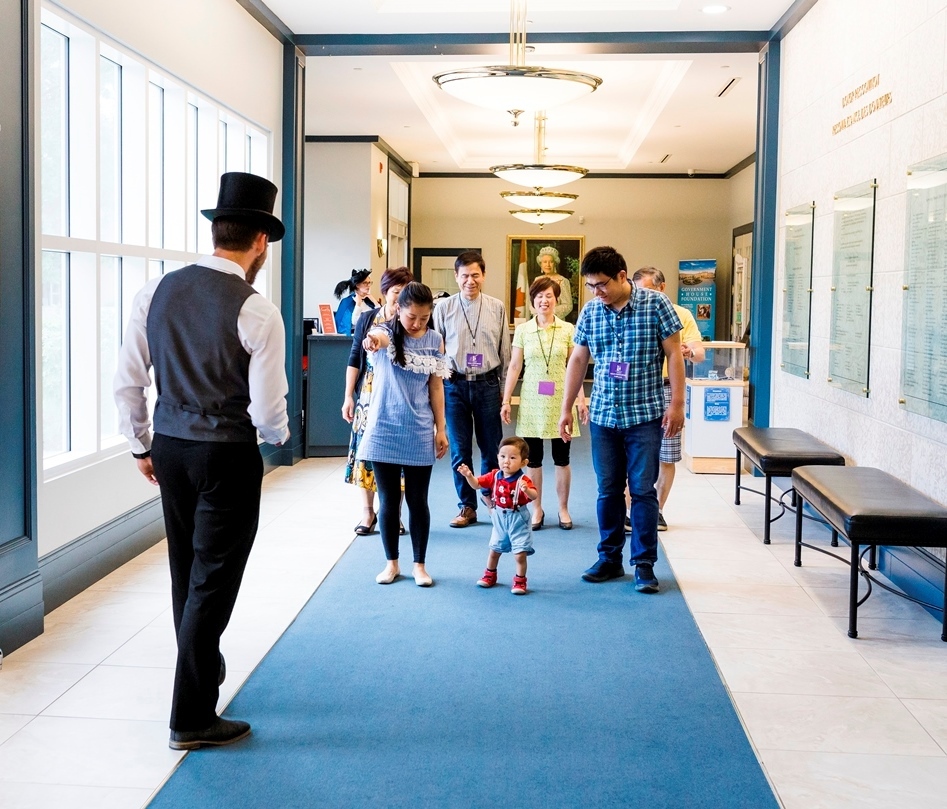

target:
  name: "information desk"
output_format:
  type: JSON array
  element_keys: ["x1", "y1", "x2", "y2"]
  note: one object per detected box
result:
[{"x1": 306, "y1": 334, "x2": 352, "y2": 457}]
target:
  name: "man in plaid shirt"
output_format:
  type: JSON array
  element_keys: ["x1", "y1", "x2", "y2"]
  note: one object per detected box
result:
[{"x1": 558, "y1": 246, "x2": 685, "y2": 593}]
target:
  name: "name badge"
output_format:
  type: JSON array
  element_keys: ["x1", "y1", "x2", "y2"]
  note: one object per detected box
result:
[
  {"x1": 608, "y1": 361, "x2": 630, "y2": 380},
  {"x1": 466, "y1": 353, "x2": 484, "y2": 370},
  {"x1": 538, "y1": 381, "x2": 556, "y2": 396}
]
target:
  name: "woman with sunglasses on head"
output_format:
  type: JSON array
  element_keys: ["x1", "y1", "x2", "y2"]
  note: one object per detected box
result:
[{"x1": 334, "y1": 268, "x2": 378, "y2": 336}]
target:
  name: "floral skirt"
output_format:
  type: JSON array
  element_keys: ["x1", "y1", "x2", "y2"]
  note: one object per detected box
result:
[{"x1": 344, "y1": 372, "x2": 376, "y2": 491}]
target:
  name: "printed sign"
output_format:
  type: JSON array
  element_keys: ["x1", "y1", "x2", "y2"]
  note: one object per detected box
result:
[
  {"x1": 318, "y1": 303, "x2": 337, "y2": 335},
  {"x1": 678, "y1": 259, "x2": 716, "y2": 341},
  {"x1": 703, "y1": 387, "x2": 731, "y2": 422}
]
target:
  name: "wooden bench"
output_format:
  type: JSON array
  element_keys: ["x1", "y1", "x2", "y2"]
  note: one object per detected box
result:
[
  {"x1": 792, "y1": 465, "x2": 947, "y2": 641},
  {"x1": 733, "y1": 426, "x2": 845, "y2": 544}
]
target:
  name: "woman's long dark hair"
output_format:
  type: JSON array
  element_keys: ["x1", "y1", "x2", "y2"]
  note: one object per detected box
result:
[
  {"x1": 389, "y1": 282, "x2": 434, "y2": 368},
  {"x1": 334, "y1": 268, "x2": 371, "y2": 299}
]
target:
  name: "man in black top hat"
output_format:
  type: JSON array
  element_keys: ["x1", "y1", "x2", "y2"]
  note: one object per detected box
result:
[{"x1": 115, "y1": 172, "x2": 290, "y2": 749}]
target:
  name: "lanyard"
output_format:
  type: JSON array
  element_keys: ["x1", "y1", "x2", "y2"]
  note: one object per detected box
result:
[
  {"x1": 535, "y1": 318, "x2": 557, "y2": 375},
  {"x1": 607, "y1": 291, "x2": 636, "y2": 361},
  {"x1": 460, "y1": 296, "x2": 483, "y2": 347}
]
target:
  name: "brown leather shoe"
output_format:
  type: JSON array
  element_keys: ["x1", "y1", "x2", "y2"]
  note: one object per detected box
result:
[{"x1": 450, "y1": 506, "x2": 477, "y2": 528}]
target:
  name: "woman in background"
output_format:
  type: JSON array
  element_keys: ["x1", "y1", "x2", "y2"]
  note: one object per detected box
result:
[
  {"x1": 502, "y1": 276, "x2": 587, "y2": 530},
  {"x1": 342, "y1": 267, "x2": 414, "y2": 535},
  {"x1": 334, "y1": 268, "x2": 378, "y2": 335}
]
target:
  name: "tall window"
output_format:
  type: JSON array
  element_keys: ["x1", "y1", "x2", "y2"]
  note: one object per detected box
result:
[{"x1": 39, "y1": 4, "x2": 272, "y2": 472}]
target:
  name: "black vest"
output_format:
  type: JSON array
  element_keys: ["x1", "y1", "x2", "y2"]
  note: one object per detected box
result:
[{"x1": 148, "y1": 264, "x2": 257, "y2": 443}]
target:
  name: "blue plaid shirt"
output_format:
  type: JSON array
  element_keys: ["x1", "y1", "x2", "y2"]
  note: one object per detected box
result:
[{"x1": 574, "y1": 288, "x2": 682, "y2": 428}]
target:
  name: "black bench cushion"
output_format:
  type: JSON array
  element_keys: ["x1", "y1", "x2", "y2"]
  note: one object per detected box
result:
[
  {"x1": 792, "y1": 465, "x2": 947, "y2": 546},
  {"x1": 733, "y1": 426, "x2": 845, "y2": 476}
]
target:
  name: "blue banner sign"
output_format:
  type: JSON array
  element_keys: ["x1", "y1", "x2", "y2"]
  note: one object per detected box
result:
[
  {"x1": 678, "y1": 259, "x2": 717, "y2": 340},
  {"x1": 703, "y1": 387, "x2": 731, "y2": 422}
]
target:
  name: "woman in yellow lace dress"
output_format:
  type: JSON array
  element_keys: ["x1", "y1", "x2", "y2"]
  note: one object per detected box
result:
[{"x1": 501, "y1": 276, "x2": 588, "y2": 530}]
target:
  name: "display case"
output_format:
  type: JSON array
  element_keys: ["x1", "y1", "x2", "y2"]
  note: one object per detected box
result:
[
  {"x1": 683, "y1": 341, "x2": 748, "y2": 474},
  {"x1": 686, "y1": 341, "x2": 747, "y2": 383}
]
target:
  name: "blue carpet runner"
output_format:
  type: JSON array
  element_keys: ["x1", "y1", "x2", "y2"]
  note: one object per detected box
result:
[{"x1": 151, "y1": 442, "x2": 778, "y2": 808}]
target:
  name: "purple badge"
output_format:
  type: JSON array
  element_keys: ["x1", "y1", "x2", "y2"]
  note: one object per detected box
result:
[
  {"x1": 466, "y1": 353, "x2": 484, "y2": 369},
  {"x1": 608, "y1": 361, "x2": 630, "y2": 380},
  {"x1": 538, "y1": 381, "x2": 556, "y2": 396}
]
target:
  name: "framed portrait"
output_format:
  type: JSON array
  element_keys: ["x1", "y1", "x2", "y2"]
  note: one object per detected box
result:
[
  {"x1": 506, "y1": 235, "x2": 585, "y2": 326},
  {"x1": 411, "y1": 247, "x2": 480, "y2": 298}
]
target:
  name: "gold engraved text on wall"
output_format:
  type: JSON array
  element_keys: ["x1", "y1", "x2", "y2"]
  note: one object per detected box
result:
[{"x1": 833, "y1": 74, "x2": 892, "y2": 136}]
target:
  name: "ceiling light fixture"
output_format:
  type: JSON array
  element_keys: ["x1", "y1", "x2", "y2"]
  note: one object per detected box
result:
[
  {"x1": 432, "y1": 0, "x2": 602, "y2": 113},
  {"x1": 491, "y1": 111, "x2": 588, "y2": 190},
  {"x1": 701, "y1": 4, "x2": 731, "y2": 13},
  {"x1": 500, "y1": 190, "x2": 577, "y2": 209},
  {"x1": 510, "y1": 209, "x2": 574, "y2": 229}
]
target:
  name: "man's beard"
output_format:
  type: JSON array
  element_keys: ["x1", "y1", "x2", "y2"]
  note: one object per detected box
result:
[{"x1": 245, "y1": 248, "x2": 267, "y2": 286}]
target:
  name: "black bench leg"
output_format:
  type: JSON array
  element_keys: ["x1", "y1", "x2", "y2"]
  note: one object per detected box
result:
[
  {"x1": 734, "y1": 449, "x2": 742, "y2": 505},
  {"x1": 794, "y1": 494, "x2": 803, "y2": 567},
  {"x1": 869, "y1": 545, "x2": 877, "y2": 570},
  {"x1": 831, "y1": 529, "x2": 838, "y2": 548},
  {"x1": 763, "y1": 475, "x2": 772, "y2": 544},
  {"x1": 848, "y1": 541, "x2": 859, "y2": 639},
  {"x1": 790, "y1": 488, "x2": 797, "y2": 508}
]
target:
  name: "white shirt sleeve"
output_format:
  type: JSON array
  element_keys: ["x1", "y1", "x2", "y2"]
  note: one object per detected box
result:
[
  {"x1": 238, "y1": 295, "x2": 291, "y2": 446},
  {"x1": 114, "y1": 277, "x2": 161, "y2": 455}
]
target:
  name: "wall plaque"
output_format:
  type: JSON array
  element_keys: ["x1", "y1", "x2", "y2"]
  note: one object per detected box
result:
[
  {"x1": 781, "y1": 202, "x2": 815, "y2": 378},
  {"x1": 901, "y1": 155, "x2": 947, "y2": 423},
  {"x1": 829, "y1": 180, "x2": 877, "y2": 397}
]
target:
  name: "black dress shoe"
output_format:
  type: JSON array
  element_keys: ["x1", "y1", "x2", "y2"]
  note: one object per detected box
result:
[
  {"x1": 581, "y1": 561, "x2": 626, "y2": 583},
  {"x1": 169, "y1": 717, "x2": 251, "y2": 750},
  {"x1": 218, "y1": 653, "x2": 226, "y2": 687}
]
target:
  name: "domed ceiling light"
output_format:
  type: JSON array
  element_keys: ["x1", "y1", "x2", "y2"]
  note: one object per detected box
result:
[
  {"x1": 509, "y1": 209, "x2": 574, "y2": 229},
  {"x1": 432, "y1": 0, "x2": 602, "y2": 113},
  {"x1": 492, "y1": 111, "x2": 587, "y2": 190},
  {"x1": 500, "y1": 190, "x2": 576, "y2": 209}
]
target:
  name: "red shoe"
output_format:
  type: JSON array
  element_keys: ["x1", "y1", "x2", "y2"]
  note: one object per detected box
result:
[
  {"x1": 511, "y1": 575, "x2": 528, "y2": 595},
  {"x1": 477, "y1": 568, "x2": 497, "y2": 588}
]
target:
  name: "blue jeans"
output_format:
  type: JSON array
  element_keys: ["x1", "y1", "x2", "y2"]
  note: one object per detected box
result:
[
  {"x1": 444, "y1": 374, "x2": 503, "y2": 510},
  {"x1": 589, "y1": 418, "x2": 663, "y2": 566}
]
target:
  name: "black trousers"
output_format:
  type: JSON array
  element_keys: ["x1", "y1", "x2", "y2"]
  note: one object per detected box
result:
[
  {"x1": 152, "y1": 434, "x2": 263, "y2": 732},
  {"x1": 373, "y1": 461, "x2": 433, "y2": 563}
]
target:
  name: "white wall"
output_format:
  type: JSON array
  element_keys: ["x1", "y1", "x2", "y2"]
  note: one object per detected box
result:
[
  {"x1": 411, "y1": 174, "x2": 744, "y2": 332},
  {"x1": 38, "y1": 0, "x2": 284, "y2": 556},
  {"x1": 774, "y1": 0, "x2": 947, "y2": 508}
]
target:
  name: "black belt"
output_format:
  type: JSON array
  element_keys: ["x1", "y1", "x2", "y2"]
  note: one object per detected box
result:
[{"x1": 451, "y1": 368, "x2": 498, "y2": 383}]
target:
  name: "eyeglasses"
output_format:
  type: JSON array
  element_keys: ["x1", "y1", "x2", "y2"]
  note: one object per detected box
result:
[{"x1": 584, "y1": 278, "x2": 613, "y2": 293}]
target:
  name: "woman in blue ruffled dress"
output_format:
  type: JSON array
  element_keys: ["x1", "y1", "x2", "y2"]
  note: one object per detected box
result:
[{"x1": 357, "y1": 282, "x2": 450, "y2": 587}]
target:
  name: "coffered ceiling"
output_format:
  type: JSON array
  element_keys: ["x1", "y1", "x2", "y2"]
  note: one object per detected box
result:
[{"x1": 263, "y1": 0, "x2": 800, "y2": 175}]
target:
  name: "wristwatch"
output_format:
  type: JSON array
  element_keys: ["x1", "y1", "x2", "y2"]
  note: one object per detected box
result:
[{"x1": 132, "y1": 450, "x2": 151, "y2": 460}]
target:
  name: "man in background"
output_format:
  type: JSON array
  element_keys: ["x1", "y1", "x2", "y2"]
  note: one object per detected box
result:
[
  {"x1": 115, "y1": 172, "x2": 289, "y2": 749},
  {"x1": 631, "y1": 266, "x2": 705, "y2": 531},
  {"x1": 433, "y1": 251, "x2": 511, "y2": 528}
]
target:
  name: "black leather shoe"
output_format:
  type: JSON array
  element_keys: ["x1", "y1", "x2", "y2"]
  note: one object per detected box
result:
[
  {"x1": 581, "y1": 561, "x2": 625, "y2": 583},
  {"x1": 169, "y1": 717, "x2": 251, "y2": 750},
  {"x1": 218, "y1": 653, "x2": 226, "y2": 687}
]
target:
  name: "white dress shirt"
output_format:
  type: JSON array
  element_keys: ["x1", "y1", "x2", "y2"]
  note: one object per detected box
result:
[{"x1": 114, "y1": 255, "x2": 290, "y2": 454}]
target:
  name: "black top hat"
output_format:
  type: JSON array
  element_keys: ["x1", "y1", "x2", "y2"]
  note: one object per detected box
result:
[{"x1": 201, "y1": 172, "x2": 285, "y2": 242}]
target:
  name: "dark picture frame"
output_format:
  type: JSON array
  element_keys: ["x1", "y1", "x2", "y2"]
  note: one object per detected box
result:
[
  {"x1": 506, "y1": 235, "x2": 585, "y2": 326},
  {"x1": 411, "y1": 247, "x2": 481, "y2": 298}
]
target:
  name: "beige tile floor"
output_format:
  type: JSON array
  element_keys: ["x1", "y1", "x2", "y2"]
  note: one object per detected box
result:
[{"x1": 2, "y1": 459, "x2": 947, "y2": 808}]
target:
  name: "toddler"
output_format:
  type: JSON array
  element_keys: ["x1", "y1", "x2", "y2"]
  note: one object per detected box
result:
[{"x1": 457, "y1": 436, "x2": 538, "y2": 594}]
